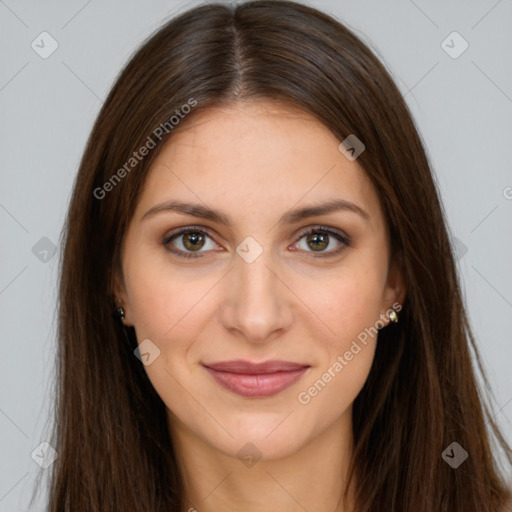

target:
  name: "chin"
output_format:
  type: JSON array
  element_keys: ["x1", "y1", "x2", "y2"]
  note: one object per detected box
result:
[{"x1": 214, "y1": 419, "x2": 309, "y2": 461}]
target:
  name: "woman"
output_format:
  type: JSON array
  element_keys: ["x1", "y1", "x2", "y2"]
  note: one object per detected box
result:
[{"x1": 38, "y1": 0, "x2": 511, "y2": 510}]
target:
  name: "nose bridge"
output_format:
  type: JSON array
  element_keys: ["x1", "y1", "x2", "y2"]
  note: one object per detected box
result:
[
  {"x1": 238, "y1": 250, "x2": 275, "y2": 298},
  {"x1": 223, "y1": 240, "x2": 291, "y2": 341}
]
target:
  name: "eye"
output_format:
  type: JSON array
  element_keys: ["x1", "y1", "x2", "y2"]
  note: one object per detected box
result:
[
  {"x1": 162, "y1": 227, "x2": 218, "y2": 259},
  {"x1": 162, "y1": 225, "x2": 351, "y2": 259},
  {"x1": 292, "y1": 226, "x2": 351, "y2": 257}
]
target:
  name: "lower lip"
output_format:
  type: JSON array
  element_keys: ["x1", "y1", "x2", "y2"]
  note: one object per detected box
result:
[{"x1": 204, "y1": 366, "x2": 309, "y2": 398}]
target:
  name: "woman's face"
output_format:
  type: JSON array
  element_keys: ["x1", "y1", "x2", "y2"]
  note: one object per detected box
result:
[{"x1": 116, "y1": 101, "x2": 405, "y2": 461}]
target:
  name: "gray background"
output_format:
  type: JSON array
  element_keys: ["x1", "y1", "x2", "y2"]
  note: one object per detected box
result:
[{"x1": 1, "y1": 0, "x2": 511, "y2": 509}]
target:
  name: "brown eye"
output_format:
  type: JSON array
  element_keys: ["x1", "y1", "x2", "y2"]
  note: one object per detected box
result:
[
  {"x1": 163, "y1": 228, "x2": 217, "y2": 259},
  {"x1": 182, "y1": 231, "x2": 206, "y2": 251},
  {"x1": 294, "y1": 227, "x2": 351, "y2": 257},
  {"x1": 305, "y1": 231, "x2": 329, "y2": 251}
]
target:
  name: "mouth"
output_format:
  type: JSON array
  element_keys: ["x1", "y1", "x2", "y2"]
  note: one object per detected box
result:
[{"x1": 202, "y1": 360, "x2": 311, "y2": 398}]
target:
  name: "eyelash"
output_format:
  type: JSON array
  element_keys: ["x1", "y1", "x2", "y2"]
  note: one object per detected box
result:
[{"x1": 162, "y1": 225, "x2": 351, "y2": 260}]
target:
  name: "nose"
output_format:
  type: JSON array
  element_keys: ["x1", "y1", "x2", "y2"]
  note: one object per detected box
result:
[{"x1": 219, "y1": 250, "x2": 293, "y2": 344}]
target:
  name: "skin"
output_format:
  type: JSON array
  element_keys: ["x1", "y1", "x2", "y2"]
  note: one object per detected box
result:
[{"x1": 115, "y1": 100, "x2": 406, "y2": 512}]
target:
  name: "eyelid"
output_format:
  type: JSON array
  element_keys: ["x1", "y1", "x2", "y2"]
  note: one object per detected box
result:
[
  {"x1": 293, "y1": 224, "x2": 350, "y2": 244},
  {"x1": 162, "y1": 224, "x2": 351, "y2": 259}
]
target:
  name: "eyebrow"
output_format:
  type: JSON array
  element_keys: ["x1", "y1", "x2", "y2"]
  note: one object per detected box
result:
[{"x1": 141, "y1": 198, "x2": 370, "y2": 226}]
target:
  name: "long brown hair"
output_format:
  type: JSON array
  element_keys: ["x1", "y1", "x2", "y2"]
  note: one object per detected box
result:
[{"x1": 35, "y1": 1, "x2": 511, "y2": 510}]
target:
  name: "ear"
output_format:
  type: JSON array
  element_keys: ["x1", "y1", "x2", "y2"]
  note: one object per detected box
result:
[
  {"x1": 381, "y1": 253, "x2": 407, "y2": 324},
  {"x1": 113, "y1": 268, "x2": 134, "y2": 327}
]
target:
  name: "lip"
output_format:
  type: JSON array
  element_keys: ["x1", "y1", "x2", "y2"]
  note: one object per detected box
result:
[{"x1": 202, "y1": 360, "x2": 310, "y2": 398}]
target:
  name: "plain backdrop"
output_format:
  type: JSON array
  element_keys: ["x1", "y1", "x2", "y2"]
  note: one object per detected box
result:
[{"x1": 0, "y1": 0, "x2": 511, "y2": 510}]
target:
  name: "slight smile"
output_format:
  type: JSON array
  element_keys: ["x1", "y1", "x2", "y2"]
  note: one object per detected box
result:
[{"x1": 202, "y1": 360, "x2": 311, "y2": 398}]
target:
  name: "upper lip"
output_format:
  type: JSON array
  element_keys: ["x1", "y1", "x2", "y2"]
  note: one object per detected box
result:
[{"x1": 203, "y1": 360, "x2": 310, "y2": 374}]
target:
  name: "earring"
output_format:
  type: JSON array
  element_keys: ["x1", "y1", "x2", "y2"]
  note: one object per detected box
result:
[
  {"x1": 389, "y1": 307, "x2": 399, "y2": 323},
  {"x1": 113, "y1": 306, "x2": 125, "y2": 321}
]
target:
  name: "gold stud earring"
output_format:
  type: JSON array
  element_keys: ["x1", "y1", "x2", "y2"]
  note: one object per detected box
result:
[{"x1": 389, "y1": 308, "x2": 398, "y2": 323}]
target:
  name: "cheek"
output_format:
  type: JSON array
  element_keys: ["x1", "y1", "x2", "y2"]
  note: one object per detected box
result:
[
  {"x1": 297, "y1": 340, "x2": 376, "y2": 426},
  {"x1": 124, "y1": 258, "x2": 217, "y2": 378},
  {"x1": 298, "y1": 263, "x2": 383, "y2": 399},
  {"x1": 124, "y1": 254, "x2": 199, "y2": 338},
  {"x1": 310, "y1": 265, "x2": 384, "y2": 342},
  {"x1": 297, "y1": 275, "x2": 380, "y2": 415},
  {"x1": 124, "y1": 262, "x2": 203, "y2": 411},
  {"x1": 129, "y1": 278, "x2": 172, "y2": 339}
]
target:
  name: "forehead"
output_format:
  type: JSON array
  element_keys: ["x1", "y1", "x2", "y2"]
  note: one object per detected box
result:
[{"x1": 134, "y1": 101, "x2": 383, "y2": 228}]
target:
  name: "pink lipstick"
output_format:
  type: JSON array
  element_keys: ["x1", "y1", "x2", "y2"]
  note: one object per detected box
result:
[{"x1": 202, "y1": 360, "x2": 310, "y2": 398}]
